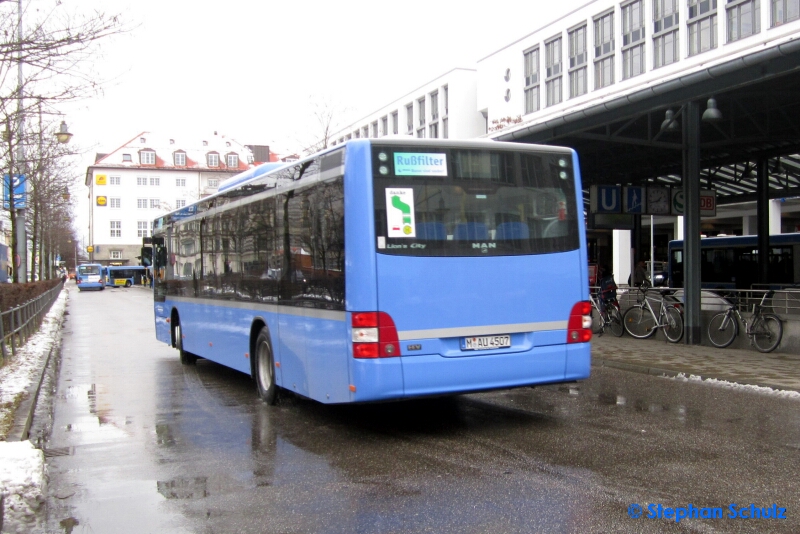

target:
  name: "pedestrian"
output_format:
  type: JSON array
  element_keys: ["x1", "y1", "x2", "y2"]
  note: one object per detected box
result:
[
  {"x1": 629, "y1": 260, "x2": 648, "y2": 287},
  {"x1": 598, "y1": 266, "x2": 617, "y2": 312}
]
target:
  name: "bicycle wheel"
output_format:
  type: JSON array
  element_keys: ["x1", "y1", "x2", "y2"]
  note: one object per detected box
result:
[
  {"x1": 607, "y1": 307, "x2": 624, "y2": 337},
  {"x1": 751, "y1": 314, "x2": 783, "y2": 353},
  {"x1": 662, "y1": 305, "x2": 684, "y2": 343},
  {"x1": 623, "y1": 305, "x2": 656, "y2": 339},
  {"x1": 707, "y1": 311, "x2": 737, "y2": 348},
  {"x1": 591, "y1": 306, "x2": 604, "y2": 335}
]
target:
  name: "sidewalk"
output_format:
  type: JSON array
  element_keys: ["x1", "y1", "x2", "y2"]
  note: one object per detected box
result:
[{"x1": 591, "y1": 333, "x2": 800, "y2": 392}]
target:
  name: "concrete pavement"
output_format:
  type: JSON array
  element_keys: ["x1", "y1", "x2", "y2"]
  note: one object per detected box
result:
[{"x1": 592, "y1": 332, "x2": 800, "y2": 392}]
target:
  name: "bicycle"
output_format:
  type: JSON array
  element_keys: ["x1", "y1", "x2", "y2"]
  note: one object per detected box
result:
[
  {"x1": 707, "y1": 291, "x2": 783, "y2": 353},
  {"x1": 589, "y1": 291, "x2": 624, "y2": 337},
  {"x1": 623, "y1": 284, "x2": 684, "y2": 343}
]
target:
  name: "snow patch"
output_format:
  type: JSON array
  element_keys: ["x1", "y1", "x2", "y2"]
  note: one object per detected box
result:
[
  {"x1": 669, "y1": 372, "x2": 800, "y2": 399},
  {"x1": 0, "y1": 440, "x2": 46, "y2": 533}
]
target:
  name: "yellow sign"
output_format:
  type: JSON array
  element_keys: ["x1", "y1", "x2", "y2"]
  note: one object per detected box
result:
[
  {"x1": 96, "y1": 174, "x2": 107, "y2": 185},
  {"x1": 96, "y1": 196, "x2": 107, "y2": 206},
  {"x1": 86, "y1": 246, "x2": 94, "y2": 253}
]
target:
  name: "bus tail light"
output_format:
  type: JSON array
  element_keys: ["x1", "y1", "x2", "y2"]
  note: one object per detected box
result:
[
  {"x1": 567, "y1": 301, "x2": 592, "y2": 344},
  {"x1": 352, "y1": 312, "x2": 400, "y2": 358}
]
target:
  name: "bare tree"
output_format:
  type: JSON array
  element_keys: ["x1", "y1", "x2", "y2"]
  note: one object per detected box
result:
[
  {"x1": 0, "y1": 0, "x2": 128, "y2": 281},
  {"x1": 299, "y1": 97, "x2": 351, "y2": 156}
]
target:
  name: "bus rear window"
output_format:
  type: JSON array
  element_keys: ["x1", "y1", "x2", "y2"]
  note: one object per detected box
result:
[{"x1": 373, "y1": 146, "x2": 580, "y2": 257}]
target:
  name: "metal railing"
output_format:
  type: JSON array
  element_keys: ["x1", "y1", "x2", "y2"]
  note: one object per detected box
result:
[{"x1": 0, "y1": 282, "x2": 63, "y2": 366}]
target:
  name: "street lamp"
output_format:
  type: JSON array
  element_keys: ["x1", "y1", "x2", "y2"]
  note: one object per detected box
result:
[{"x1": 55, "y1": 121, "x2": 73, "y2": 144}]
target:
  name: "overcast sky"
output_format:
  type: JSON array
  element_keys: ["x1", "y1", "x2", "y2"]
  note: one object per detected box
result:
[{"x1": 56, "y1": 0, "x2": 588, "y2": 239}]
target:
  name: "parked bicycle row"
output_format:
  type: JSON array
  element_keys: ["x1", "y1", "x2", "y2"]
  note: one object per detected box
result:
[{"x1": 589, "y1": 279, "x2": 785, "y2": 353}]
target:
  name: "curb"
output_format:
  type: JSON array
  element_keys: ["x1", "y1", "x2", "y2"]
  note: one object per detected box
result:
[
  {"x1": 7, "y1": 290, "x2": 67, "y2": 443},
  {"x1": 592, "y1": 357, "x2": 800, "y2": 393}
]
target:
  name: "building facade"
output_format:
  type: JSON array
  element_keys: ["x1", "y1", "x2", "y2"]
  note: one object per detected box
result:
[
  {"x1": 329, "y1": 68, "x2": 485, "y2": 145},
  {"x1": 479, "y1": 0, "x2": 800, "y2": 137},
  {"x1": 85, "y1": 132, "x2": 266, "y2": 266}
]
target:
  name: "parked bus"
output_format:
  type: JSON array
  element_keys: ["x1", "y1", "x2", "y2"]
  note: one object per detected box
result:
[
  {"x1": 668, "y1": 233, "x2": 800, "y2": 289},
  {"x1": 151, "y1": 139, "x2": 592, "y2": 404},
  {"x1": 104, "y1": 265, "x2": 148, "y2": 287},
  {"x1": 76, "y1": 263, "x2": 105, "y2": 291}
]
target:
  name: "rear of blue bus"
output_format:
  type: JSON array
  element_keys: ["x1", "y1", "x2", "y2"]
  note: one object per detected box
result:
[
  {"x1": 77, "y1": 264, "x2": 105, "y2": 291},
  {"x1": 344, "y1": 140, "x2": 591, "y2": 402}
]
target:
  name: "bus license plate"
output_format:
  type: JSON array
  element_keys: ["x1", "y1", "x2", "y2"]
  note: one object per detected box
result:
[{"x1": 463, "y1": 335, "x2": 511, "y2": 350}]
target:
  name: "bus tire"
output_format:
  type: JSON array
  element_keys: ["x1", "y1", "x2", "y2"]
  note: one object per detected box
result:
[
  {"x1": 175, "y1": 324, "x2": 197, "y2": 365},
  {"x1": 254, "y1": 327, "x2": 277, "y2": 405}
]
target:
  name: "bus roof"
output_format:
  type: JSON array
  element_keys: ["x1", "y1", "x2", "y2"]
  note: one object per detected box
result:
[{"x1": 669, "y1": 232, "x2": 800, "y2": 247}]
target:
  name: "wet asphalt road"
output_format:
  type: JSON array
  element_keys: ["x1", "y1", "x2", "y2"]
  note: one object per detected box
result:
[{"x1": 39, "y1": 284, "x2": 800, "y2": 533}]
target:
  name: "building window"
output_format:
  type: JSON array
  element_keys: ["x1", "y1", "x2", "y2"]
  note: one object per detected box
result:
[
  {"x1": 109, "y1": 198, "x2": 121, "y2": 209},
  {"x1": 429, "y1": 122, "x2": 439, "y2": 139},
  {"x1": 381, "y1": 116, "x2": 388, "y2": 136},
  {"x1": 417, "y1": 97, "x2": 426, "y2": 126},
  {"x1": 772, "y1": 0, "x2": 800, "y2": 25},
  {"x1": 208, "y1": 179, "x2": 219, "y2": 188},
  {"x1": 137, "y1": 198, "x2": 147, "y2": 209},
  {"x1": 654, "y1": 0, "x2": 680, "y2": 68},
  {"x1": 176, "y1": 199, "x2": 186, "y2": 209},
  {"x1": 109, "y1": 176, "x2": 121, "y2": 185},
  {"x1": 110, "y1": 250, "x2": 122, "y2": 260},
  {"x1": 523, "y1": 47, "x2": 540, "y2": 114},
  {"x1": 594, "y1": 10, "x2": 616, "y2": 89},
  {"x1": 149, "y1": 177, "x2": 160, "y2": 186},
  {"x1": 137, "y1": 221, "x2": 149, "y2": 238},
  {"x1": 545, "y1": 36, "x2": 563, "y2": 106},
  {"x1": 687, "y1": 0, "x2": 718, "y2": 56},
  {"x1": 443, "y1": 117, "x2": 449, "y2": 139},
  {"x1": 176, "y1": 178, "x2": 186, "y2": 187},
  {"x1": 430, "y1": 91, "x2": 439, "y2": 120},
  {"x1": 137, "y1": 177, "x2": 147, "y2": 186},
  {"x1": 207, "y1": 153, "x2": 219, "y2": 167},
  {"x1": 122, "y1": 154, "x2": 132, "y2": 162},
  {"x1": 227, "y1": 154, "x2": 239, "y2": 168},
  {"x1": 140, "y1": 150, "x2": 156, "y2": 165},
  {"x1": 622, "y1": 1, "x2": 646, "y2": 79},
  {"x1": 392, "y1": 111, "x2": 399, "y2": 134},
  {"x1": 150, "y1": 198, "x2": 160, "y2": 209},
  {"x1": 110, "y1": 220, "x2": 121, "y2": 238},
  {"x1": 727, "y1": 0, "x2": 760, "y2": 41},
  {"x1": 569, "y1": 25, "x2": 588, "y2": 98},
  {"x1": 173, "y1": 152, "x2": 186, "y2": 166}
]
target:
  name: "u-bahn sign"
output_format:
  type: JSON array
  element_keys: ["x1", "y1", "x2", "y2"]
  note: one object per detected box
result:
[{"x1": 590, "y1": 185, "x2": 716, "y2": 217}]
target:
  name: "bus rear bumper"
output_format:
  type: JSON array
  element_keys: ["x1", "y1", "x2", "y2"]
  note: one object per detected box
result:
[{"x1": 349, "y1": 343, "x2": 590, "y2": 402}]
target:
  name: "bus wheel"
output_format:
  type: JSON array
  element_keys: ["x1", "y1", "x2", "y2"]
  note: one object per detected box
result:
[
  {"x1": 175, "y1": 324, "x2": 197, "y2": 365},
  {"x1": 125, "y1": 280, "x2": 132, "y2": 288},
  {"x1": 255, "y1": 327, "x2": 277, "y2": 405}
]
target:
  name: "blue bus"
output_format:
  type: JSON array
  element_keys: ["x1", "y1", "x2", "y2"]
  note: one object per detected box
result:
[
  {"x1": 76, "y1": 263, "x2": 105, "y2": 291},
  {"x1": 151, "y1": 139, "x2": 592, "y2": 404},
  {"x1": 103, "y1": 265, "x2": 147, "y2": 287},
  {"x1": 668, "y1": 233, "x2": 800, "y2": 289}
]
